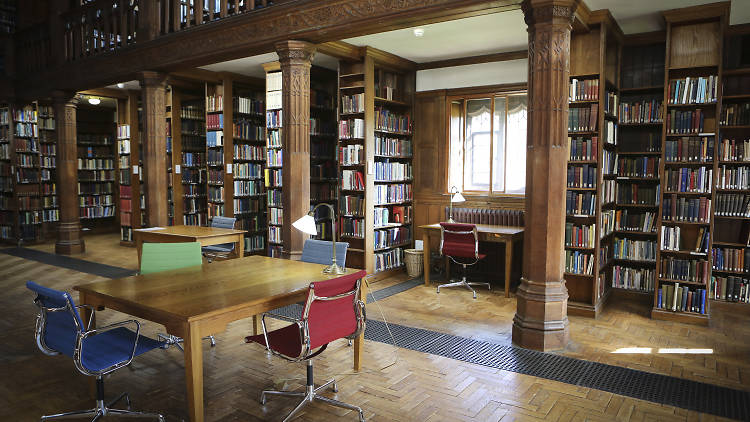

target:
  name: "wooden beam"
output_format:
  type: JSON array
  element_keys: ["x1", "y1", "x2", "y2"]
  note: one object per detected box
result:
[
  {"x1": 416, "y1": 50, "x2": 527, "y2": 71},
  {"x1": 573, "y1": 0, "x2": 590, "y2": 32},
  {"x1": 317, "y1": 41, "x2": 362, "y2": 61},
  {"x1": 662, "y1": 1, "x2": 730, "y2": 23},
  {"x1": 588, "y1": 9, "x2": 624, "y2": 43},
  {"x1": 362, "y1": 46, "x2": 416, "y2": 71},
  {"x1": 623, "y1": 30, "x2": 666, "y2": 46},
  {"x1": 79, "y1": 87, "x2": 128, "y2": 99}
]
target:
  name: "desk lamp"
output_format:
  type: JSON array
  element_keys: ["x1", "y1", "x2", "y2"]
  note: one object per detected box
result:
[
  {"x1": 292, "y1": 203, "x2": 347, "y2": 274},
  {"x1": 448, "y1": 185, "x2": 466, "y2": 223}
]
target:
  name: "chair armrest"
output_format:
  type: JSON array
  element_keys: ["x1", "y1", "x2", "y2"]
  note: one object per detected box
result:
[
  {"x1": 75, "y1": 304, "x2": 97, "y2": 331},
  {"x1": 75, "y1": 319, "x2": 141, "y2": 376},
  {"x1": 345, "y1": 300, "x2": 367, "y2": 340},
  {"x1": 260, "y1": 312, "x2": 307, "y2": 361}
]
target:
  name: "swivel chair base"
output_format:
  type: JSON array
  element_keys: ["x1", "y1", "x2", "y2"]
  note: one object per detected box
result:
[
  {"x1": 158, "y1": 333, "x2": 216, "y2": 352},
  {"x1": 41, "y1": 376, "x2": 164, "y2": 421},
  {"x1": 260, "y1": 360, "x2": 365, "y2": 422},
  {"x1": 436, "y1": 264, "x2": 490, "y2": 299}
]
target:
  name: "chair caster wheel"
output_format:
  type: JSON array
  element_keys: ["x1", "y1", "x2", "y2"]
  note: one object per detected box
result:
[
  {"x1": 332, "y1": 382, "x2": 338, "y2": 393},
  {"x1": 260, "y1": 395, "x2": 266, "y2": 405}
]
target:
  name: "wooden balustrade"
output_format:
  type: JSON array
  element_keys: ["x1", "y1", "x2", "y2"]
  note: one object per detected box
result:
[
  {"x1": 159, "y1": 0, "x2": 295, "y2": 34},
  {"x1": 63, "y1": 0, "x2": 139, "y2": 62},
  {"x1": 14, "y1": 27, "x2": 50, "y2": 74}
]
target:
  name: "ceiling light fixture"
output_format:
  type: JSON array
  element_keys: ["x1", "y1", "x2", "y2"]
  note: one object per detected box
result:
[
  {"x1": 116, "y1": 83, "x2": 125, "y2": 88},
  {"x1": 413, "y1": 28, "x2": 424, "y2": 37},
  {"x1": 88, "y1": 97, "x2": 101, "y2": 105}
]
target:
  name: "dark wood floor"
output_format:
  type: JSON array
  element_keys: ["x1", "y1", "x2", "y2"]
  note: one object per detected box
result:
[{"x1": 1, "y1": 233, "x2": 745, "y2": 421}]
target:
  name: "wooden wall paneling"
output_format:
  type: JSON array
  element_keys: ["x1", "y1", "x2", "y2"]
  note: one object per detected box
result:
[
  {"x1": 668, "y1": 22, "x2": 722, "y2": 69},
  {"x1": 570, "y1": 27, "x2": 601, "y2": 77},
  {"x1": 414, "y1": 91, "x2": 446, "y2": 195}
]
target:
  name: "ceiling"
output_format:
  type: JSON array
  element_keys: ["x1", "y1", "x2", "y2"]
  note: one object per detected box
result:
[{"x1": 103, "y1": 0, "x2": 748, "y2": 89}]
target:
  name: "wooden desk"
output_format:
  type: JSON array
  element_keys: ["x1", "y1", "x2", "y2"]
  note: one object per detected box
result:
[
  {"x1": 420, "y1": 223, "x2": 524, "y2": 298},
  {"x1": 74, "y1": 256, "x2": 365, "y2": 422},
  {"x1": 133, "y1": 225, "x2": 246, "y2": 268}
]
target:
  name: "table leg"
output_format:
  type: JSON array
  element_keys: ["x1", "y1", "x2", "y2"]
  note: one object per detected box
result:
[
  {"x1": 504, "y1": 239, "x2": 512, "y2": 298},
  {"x1": 423, "y1": 232, "x2": 430, "y2": 286},
  {"x1": 354, "y1": 279, "x2": 367, "y2": 371},
  {"x1": 136, "y1": 236, "x2": 143, "y2": 270},
  {"x1": 236, "y1": 234, "x2": 244, "y2": 259},
  {"x1": 184, "y1": 322, "x2": 204, "y2": 422},
  {"x1": 252, "y1": 315, "x2": 261, "y2": 336}
]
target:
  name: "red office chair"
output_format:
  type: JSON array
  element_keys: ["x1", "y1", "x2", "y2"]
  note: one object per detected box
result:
[
  {"x1": 245, "y1": 270, "x2": 368, "y2": 422},
  {"x1": 437, "y1": 222, "x2": 491, "y2": 299}
]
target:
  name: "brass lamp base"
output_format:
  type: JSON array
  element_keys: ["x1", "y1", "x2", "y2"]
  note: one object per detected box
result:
[{"x1": 323, "y1": 263, "x2": 347, "y2": 274}]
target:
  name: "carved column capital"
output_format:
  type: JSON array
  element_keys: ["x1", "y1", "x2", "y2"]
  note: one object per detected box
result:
[
  {"x1": 139, "y1": 71, "x2": 168, "y2": 89},
  {"x1": 522, "y1": 0, "x2": 579, "y2": 27},
  {"x1": 275, "y1": 40, "x2": 317, "y2": 67},
  {"x1": 51, "y1": 90, "x2": 79, "y2": 107}
]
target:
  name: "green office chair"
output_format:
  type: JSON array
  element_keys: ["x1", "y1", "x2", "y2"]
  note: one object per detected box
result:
[{"x1": 140, "y1": 242, "x2": 217, "y2": 349}]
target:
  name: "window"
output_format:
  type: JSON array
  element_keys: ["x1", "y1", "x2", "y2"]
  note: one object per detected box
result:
[{"x1": 448, "y1": 92, "x2": 527, "y2": 195}]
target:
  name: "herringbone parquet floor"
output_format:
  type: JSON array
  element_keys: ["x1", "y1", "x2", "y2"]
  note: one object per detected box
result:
[{"x1": 0, "y1": 233, "x2": 745, "y2": 421}]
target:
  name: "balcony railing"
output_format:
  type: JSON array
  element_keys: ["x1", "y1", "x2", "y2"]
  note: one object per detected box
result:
[
  {"x1": 61, "y1": 0, "x2": 293, "y2": 62},
  {"x1": 15, "y1": 27, "x2": 51, "y2": 74}
]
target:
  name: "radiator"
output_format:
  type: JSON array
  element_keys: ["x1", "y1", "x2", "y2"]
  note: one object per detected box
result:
[{"x1": 445, "y1": 207, "x2": 524, "y2": 227}]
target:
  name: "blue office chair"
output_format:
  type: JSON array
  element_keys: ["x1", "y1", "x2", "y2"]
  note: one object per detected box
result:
[
  {"x1": 202, "y1": 216, "x2": 238, "y2": 262},
  {"x1": 26, "y1": 281, "x2": 167, "y2": 421},
  {"x1": 301, "y1": 239, "x2": 349, "y2": 268}
]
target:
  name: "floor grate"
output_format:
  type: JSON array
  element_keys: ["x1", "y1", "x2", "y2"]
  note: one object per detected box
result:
[{"x1": 1, "y1": 247, "x2": 136, "y2": 279}]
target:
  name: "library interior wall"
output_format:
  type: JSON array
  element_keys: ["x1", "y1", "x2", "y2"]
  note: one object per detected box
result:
[
  {"x1": 416, "y1": 58, "x2": 528, "y2": 92},
  {"x1": 413, "y1": 58, "x2": 527, "y2": 244}
]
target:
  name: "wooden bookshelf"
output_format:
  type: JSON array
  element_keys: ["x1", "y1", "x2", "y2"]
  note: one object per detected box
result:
[
  {"x1": 38, "y1": 103, "x2": 59, "y2": 240},
  {"x1": 310, "y1": 67, "x2": 338, "y2": 241},
  {"x1": 179, "y1": 96, "x2": 207, "y2": 226},
  {"x1": 264, "y1": 62, "x2": 283, "y2": 257},
  {"x1": 610, "y1": 38, "x2": 665, "y2": 297},
  {"x1": 205, "y1": 81, "x2": 226, "y2": 223},
  {"x1": 565, "y1": 23, "x2": 620, "y2": 318},
  {"x1": 231, "y1": 81, "x2": 266, "y2": 255},
  {"x1": 337, "y1": 51, "x2": 415, "y2": 276},
  {"x1": 116, "y1": 94, "x2": 140, "y2": 244},
  {"x1": 651, "y1": 5, "x2": 729, "y2": 325},
  {"x1": 76, "y1": 102, "x2": 118, "y2": 232},
  {"x1": 0, "y1": 105, "x2": 12, "y2": 242}
]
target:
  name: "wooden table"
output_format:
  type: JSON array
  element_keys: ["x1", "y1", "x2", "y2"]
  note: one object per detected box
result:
[
  {"x1": 420, "y1": 223, "x2": 524, "y2": 298},
  {"x1": 74, "y1": 256, "x2": 365, "y2": 422},
  {"x1": 133, "y1": 225, "x2": 246, "y2": 268}
]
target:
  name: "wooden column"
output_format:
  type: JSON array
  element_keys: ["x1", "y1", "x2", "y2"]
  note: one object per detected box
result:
[
  {"x1": 139, "y1": 71, "x2": 169, "y2": 227},
  {"x1": 276, "y1": 40, "x2": 315, "y2": 260},
  {"x1": 53, "y1": 91, "x2": 85, "y2": 254},
  {"x1": 512, "y1": 0, "x2": 579, "y2": 351}
]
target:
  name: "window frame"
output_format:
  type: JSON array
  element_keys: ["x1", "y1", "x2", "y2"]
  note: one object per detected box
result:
[{"x1": 445, "y1": 89, "x2": 527, "y2": 197}]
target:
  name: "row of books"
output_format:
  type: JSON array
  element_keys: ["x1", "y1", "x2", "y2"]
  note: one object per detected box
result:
[
  {"x1": 244, "y1": 235, "x2": 266, "y2": 252},
  {"x1": 181, "y1": 119, "x2": 205, "y2": 135},
  {"x1": 77, "y1": 182, "x2": 113, "y2": 195},
  {"x1": 341, "y1": 169, "x2": 364, "y2": 190},
  {"x1": 715, "y1": 194, "x2": 750, "y2": 217},
  {"x1": 618, "y1": 99, "x2": 663, "y2": 124},
  {"x1": 615, "y1": 210, "x2": 656, "y2": 233},
  {"x1": 182, "y1": 168, "x2": 206, "y2": 184},
  {"x1": 235, "y1": 163, "x2": 262, "y2": 179},
  {"x1": 719, "y1": 138, "x2": 750, "y2": 162},
  {"x1": 667, "y1": 76, "x2": 718, "y2": 105},
  {"x1": 207, "y1": 149, "x2": 224, "y2": 166},
  {"x1": 311, "y1": 162, "x2": 336, "y2": 179},
  {"x1": 208, "y1": 186, "x2": 223, "y2": 202},
  {"x1": 564, "y1": 223, "x2": 595, "y2": 248},
  {"x1": 233, "y1": 197, "x2": 263, "y2": 214},
  {"x1": 601, "y1": 179, "x2": 615, "y2": 204},
  {"x1": 660, "y1": 257, "x2": 710, "y2": 284},
  {"x1": 207, "y1": 130, "x2": 224, "y2": 147},
  {"x1": 234, "y1": 96, "x2": 263, "y2": 115},
  {"x1": 604, "y1": 91, "x2": 618, "y2": 116},
  {"x1": 117, "y1": 139, "x2": 130, "y2": 154},
  {"x1": 568, "y1": 136, "x2": 598, "y2": 161},
  {"x1": 15, "y1": 138, "x2": 39, "y2": 152},
  {"x1": 569, "y1": 78, "x2": 599, "y2": 102},
  {"x1": 616, "y1": 184, "x2": 659, "y2": 206},
  {"x1": 117, "y1": 124, "x2": 130, "y2": 139},
  {"x1": 78, "y1": 170, "x2": 115, "y2": 182},
  {"x1": 662, "y1": 195, "x2": 710, "y2": 223},
  {"x1": 374, "y1": 183, "x2": 412, "y2": 205},
  {"x1": 267, "y1": 130, "x2": 281, "y2": 147},
  {"x1": 340, "y1": 216, "x2": 364, "y2": 238},
  {"x1": 233, "y1": 119, "x2": 264, "y2": 141},
  {"x1": 601, "y1": 209, "x2": 615, "y2": 237},
  {"x1": 613, "y1": 237, "x2": 656, "y2": 261},
  {"x1": 612, "y1": 266, "x2": 655, "y2": 292},
  {"x1": 657, "y1": 283, "x2": 706, "y2": 314},
  {"x1": 13, "y1": 107, "x2": 36, "y2": 123},
  {"x1": 663, "y1": 167, "x2": 712, "y2": 193},
  {"x1": 566, "y1": 191, "x2": 595, "y2": 216},
  {"x1": 711, "y1": 247, "x2": 750, "y2": 273},
  {"x1": 375, "y1": 247, "x2": 404, "y2": 272},
  {"x1": 79, "y1": 195, "x2": 113, "y2": 206},
  {"x1": 184, "y1": 197, "x2": 207, "y2": 213},
  {"x1": 340, "y1": 195, "x2": 364, "y2": 217},
  {"x1": 717, "y1": 165, "x2": 750, "y2": 190},
  {"x1": 568, "y1": 104, "x2": 598, "y2": 132},
  {"x1": 565, "y1": 250, "x2": 593, "y2": 275},
  {"x1": 311, "y1": 183, "x2": 337, "y2": 201},
  {"x1": 184, "y1": 213, "x2": 209, "y2": 226},
  {"x1": 182, "y1": 152, "x2": 204, "y2": 167},
  {"x1": 720, "y1": 102, "x2": 750, "y2": 126},
  {"x1": 665, "y1": 137, "x2": 714, "y2": 163},
  {"x1": 375, "y1": 161, "x2": 412, "y2": 181},
  {"x1": 267, "y1": 189, "x2": 281, "y2": 207},
  {"x1": 374, "y1": 224, "x2": 411, "y2": 248},
  {"x1": 309, "y1": 118, "x2": 334, "y2": 137},
  {"x1": 709, "y1": 276, "x2": 750, "y2": 302},
  {"x1": 567, "y1": 165, "x2": 595, "y2": 188},
  {"x1": 341, "y1": 93, "x2": 365, "y2": 114},
  {"x1": 181, "y1": 105, "x2": 204, "y2": 120},
  {"x1": 339, "y1": 118, "x2": 364, "y2": 139},
  {"x1": 614, "y1": 156, "x2": 659, "y2": 178},
  {"x1": 14, "y1": 122, "x2": 38, "y2": 138},
  {"x1": 266, "y1": 110, "x2": 282, "y2": 128},
  {"x1": 207, "y1": 169, "x2": 224, "y2": 184},
  {"x1": 267, "y1": 149, "x2": 282, "y2": 167},
  {"x1": 234, "y1": 144, "x2": 264, "y2": 161},
  {"x1": 665, "y1": 109, "x2": 706, "y2": 135},
  {"x1": 265, "y1": 169, "x2": 282, "y2": 188},
  {"x1": 340, "y1": 144, "x2": 364, "y2": 165},
  {"x1": 374, "y1": 108, "x2": 412, "y2": 134},
  {"x1": 375, "y1": 136, "x2": 412, "y2": 157},
  {"x1": 205, "y1": 94, "x2": 224, "y2": 113},
  {"x1": 183, "y1": 184, "x2": 206, "y2": 197},
  {"x1": 269, "y1": 207, "x2": 283, "y2": 225},
  {"x1": 661, "y1": 226, "x2": 709, "y2": 253},
  {"x1": 79, "y1": 205, "x2": 115, "y2": 219}
]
